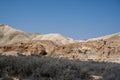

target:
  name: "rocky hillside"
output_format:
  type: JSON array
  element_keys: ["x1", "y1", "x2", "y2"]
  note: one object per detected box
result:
[
  {"x1": 0, "y1": 24, "x2": 75, "y2": 45},
  {"x1": 0, "y1": 24, "x2": 30, "y2": 45},
  {"x1": 56, "y1": 38, "x2": 120, "y2": 62},
  {"x1": 0, "y1": 23, "x2": 120, "y2": 62}
]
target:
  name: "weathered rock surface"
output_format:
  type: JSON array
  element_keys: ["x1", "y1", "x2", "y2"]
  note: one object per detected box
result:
[
  {"x1": 32, "y1": 33, "x2": 75, "y2": 45},
  {"x1": 0, "y1": 23, "x2": 120, "y2": 62},
  {"x1": 0, "y1": 41, "x2": 45, "y2": 56},
  {"x1": 56, "y1": 39, "x2": 120, "y2": 62},
  {"x1": 0, "y1": 24, "x2": 30, "y2": 45},
  {"x1": 0, "y1": 40, "x2": 59, "y2": 56},
  {"x1": 0, "y1": 24, "x2": 75, "y2": 45}
]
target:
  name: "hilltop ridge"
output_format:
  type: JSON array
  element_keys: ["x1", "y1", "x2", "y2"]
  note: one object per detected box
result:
[
  {"x1": 0, "y1": 24, "x2": 75, "y2": 45},
  {"x1": 0, "y1": 23, "x2": 120, "y2": 63}
]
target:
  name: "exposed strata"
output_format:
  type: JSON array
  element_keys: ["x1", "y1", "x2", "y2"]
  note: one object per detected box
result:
[
  {"x1": 55, "y1": 39, "x2": 120, "y2": 62},
  {"x1": 0, "y1": 23, "x2": 120, "y2": 62}
]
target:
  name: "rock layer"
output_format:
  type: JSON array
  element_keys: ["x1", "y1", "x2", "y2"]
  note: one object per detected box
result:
[{"x1": 0, "y1": 23, "x2": 120, "y2": 62}]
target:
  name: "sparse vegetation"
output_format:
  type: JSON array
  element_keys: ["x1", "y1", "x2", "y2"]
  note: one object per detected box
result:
[{"x1": 0, "y1": 55, "x2": 120, "y2": 80}]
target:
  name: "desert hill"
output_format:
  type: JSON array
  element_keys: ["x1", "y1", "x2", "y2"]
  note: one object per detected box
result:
[
  {"x1": 87, "y1": 32, "x2": 120, "y2": 41},
  {"x1": 0, "y1": 23, "x2": 120, "y2": 62},
  {"x1": 0, "y1": 23, "x2": 120, "y2": 80},
  {"x1": 0, "y1": 24, "x2": 30, "y2": 45},
  {"x1": 0, "y1": 24, "x2": 75, "y2": 45}
]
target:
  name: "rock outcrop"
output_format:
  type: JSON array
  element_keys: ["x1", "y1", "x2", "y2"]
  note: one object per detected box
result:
[
  {"x1": 32, "y1": 33, "x2": 75, "y2": 45},
  {"x1": 0, "y1": 24, "x2": 30, "y2": 45},
  {"x1": 0, "y1": 24, "x2": 75, "y2": 45},
  {"x1": 0, "y1": 41, "x2": 45, "y2": 56},
  {"x1": 0, "y1": 40, "x2": 58, "y2": 56},
  {"x1": 0, "y1": 23, "x2": 120, "y2": 62},
  {"x1": 54, "y1": 36, "x2": 120, "y2": 62}
]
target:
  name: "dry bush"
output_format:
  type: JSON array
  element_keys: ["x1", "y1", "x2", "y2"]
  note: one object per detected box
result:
[{"x1": 0, "y1": 55, "x2": 120, "y2": 80}]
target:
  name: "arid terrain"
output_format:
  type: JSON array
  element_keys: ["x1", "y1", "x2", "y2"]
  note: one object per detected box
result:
[{"x1": 0, "y1": 23, "x2": 120, "y2": 80}]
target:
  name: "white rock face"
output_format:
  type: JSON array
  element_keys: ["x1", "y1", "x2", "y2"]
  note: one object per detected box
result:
[
  {"x1": 0, "y1": 25, "x2": 24, "y2": 35},
  {"x1": 0, "y1": 24, "x2": 76, "y2": 45},
  {"x1": 0, "y1": 24, "x2": 30, "y2": 45},
  {"x1": 1, "y1": 23, "x2": 119, "y2": 45},
  {"x1": 32, "y1": 33, "x2": 75, "y2": 45},
  {"x1": 86, "y1": 32, "x2": 120, "y2": 41}
]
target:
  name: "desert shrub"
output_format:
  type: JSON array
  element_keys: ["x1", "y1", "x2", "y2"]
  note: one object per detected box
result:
[
  {"x1": 0, "y1": 55, "x2": 120, "y2": 80},
  {"x1": 2, "y1": 77, "x2": 13, "y2": 80}
]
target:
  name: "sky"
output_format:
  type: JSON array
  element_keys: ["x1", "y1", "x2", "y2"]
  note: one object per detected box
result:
[{"x1": 0, "y1": 0, "x2": 120, "y2": 40}]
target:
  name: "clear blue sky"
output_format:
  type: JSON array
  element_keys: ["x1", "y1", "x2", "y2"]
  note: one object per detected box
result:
[{"x1": 0, "y1": 0, "x2": 120, "y2": 39}]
